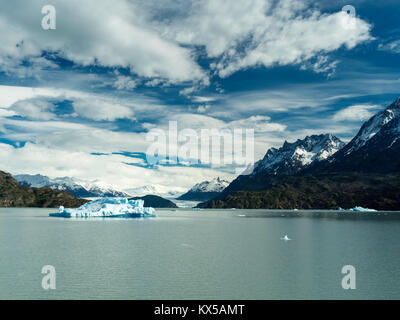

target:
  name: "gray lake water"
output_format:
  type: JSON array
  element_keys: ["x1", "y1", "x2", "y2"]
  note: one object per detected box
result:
[{"x1": 1, "y1": 207, "x2": 400, "y2": 300}]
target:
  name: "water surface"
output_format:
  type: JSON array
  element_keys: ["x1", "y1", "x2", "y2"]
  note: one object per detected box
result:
[{"x1": 1, "y1": 208, "x2": 400, "y2": 299}]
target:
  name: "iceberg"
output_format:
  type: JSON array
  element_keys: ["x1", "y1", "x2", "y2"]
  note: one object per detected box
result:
[
  {"x1": 49, "y1": 197, "x2": 156, "y2": 218},
  {"x1": 338, "y1": 206, "x2": 377, "y2": 212},
  {"x1": 349, "y1": 206, "x2": 377, "y2": 212}
]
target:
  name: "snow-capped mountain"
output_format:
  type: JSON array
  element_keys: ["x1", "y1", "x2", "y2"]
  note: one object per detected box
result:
[
  {"x1": 346, "y1": 97, "x2": 400, "y2": 154},
  {"x1": 209, "y1": 134, "x2": 344, "y2": 200},
  {"x1": 316, "y1": 96, "x2": 400, "y2": 173},
  {"x1": 177, "y1": 177, "x2": 230, "y2": 201},
  {"x1": 124, "y1": 185, "x2": 184, "y2": 198},
  {"x1": 125, "y1": 185, "x2": 158, "y2": 196},
  {"x1": 83, "y1": 183, "x2": 130, "y2": 198},
  {"x1": 189, "y1": 177, "x2": 230, "y2": 193},
  {"x1": 14, "y1": 174, "x2": 129, "y2": 198},
  {"x1": 253, "y1": 134, "x2": 344, "y2": 176}
]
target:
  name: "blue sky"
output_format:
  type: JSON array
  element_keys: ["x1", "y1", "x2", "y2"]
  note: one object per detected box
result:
[{"x1": 0, "y1": 0, "x2": 399, "y2": 193}]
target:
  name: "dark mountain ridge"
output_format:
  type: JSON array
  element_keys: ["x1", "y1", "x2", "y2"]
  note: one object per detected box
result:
[
  {"x1": 308, "y1": 97, "x2": 400, "y2": 174},
  {"x1": 211, "y1": 133, "x2": 345, "y2": 201},
  {"x1": 200, "y1": 96, "x2": 400, "y2": 210}
]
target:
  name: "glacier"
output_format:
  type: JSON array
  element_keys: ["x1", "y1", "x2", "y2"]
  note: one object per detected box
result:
[{"x1": 49, "y1": 197, "x2": 156, "y2": 218}]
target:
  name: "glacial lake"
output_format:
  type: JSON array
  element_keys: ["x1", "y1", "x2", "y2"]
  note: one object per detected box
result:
[{"x1": 1, "y1": 207, "x2": 400, "y2": 300}]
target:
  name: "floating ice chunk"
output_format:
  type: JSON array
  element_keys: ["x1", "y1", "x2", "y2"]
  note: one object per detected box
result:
[
  {"x1": 349, "y1": 206, "x2": 377, "y2": 212},
  {"x1": 50, "y1": 197, "x2": 156, "y2": 218},
  {"x1": 281, "y1": 235, "x2": 291, "y2": 241},
  {"x1": 338, "y1": 206, "x2": 377, "y2": 212}
]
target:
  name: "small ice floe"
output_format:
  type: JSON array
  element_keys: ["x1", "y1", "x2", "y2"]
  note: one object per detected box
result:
[
  {"x1": 180, "y1": 243, "x2": 194, "y2": 248},
  {"x1": 281, "y1": 235, "x2": 291, "y2": 241}
]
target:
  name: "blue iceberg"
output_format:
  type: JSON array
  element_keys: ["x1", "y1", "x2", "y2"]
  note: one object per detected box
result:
[
  {"x1": 349, "y1": 206, "x2": 377, "y2": 212},
  {"x1": 338, "y1": 206, "x2": 377, "y2": 212},
  {"x1": 50, "y1": 197, "x2": 156, "y2": 218}
]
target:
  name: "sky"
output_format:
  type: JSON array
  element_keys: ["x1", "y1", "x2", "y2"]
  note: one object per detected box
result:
[{"x1": 0, "y1": 0, "x2": 399, "y2": 193}]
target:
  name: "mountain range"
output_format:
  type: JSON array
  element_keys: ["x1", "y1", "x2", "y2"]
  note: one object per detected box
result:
[
  {"x1": 1, "y1": 171, "x2": 178, "y2": 208},
  {"x1": 0, "y1": 171, "x2": 87, "y2": 208},
  {"x1": 177, "y1": 177, "x2": 230, "y2": 201},
  {"x1": 14, "y1": 174, "x2": 130, "y2": 198},
  {"x1": 200, "y1": 96, "x2": 400, "y2": 210}
]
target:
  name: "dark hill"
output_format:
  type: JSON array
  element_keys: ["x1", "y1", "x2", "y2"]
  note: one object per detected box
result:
[
  {"x1": 129, "y1": 195, "x2": 177, "y2": 208},
  {"x1": 201, "y1": 173, "x2": 400, "y2": 211}
]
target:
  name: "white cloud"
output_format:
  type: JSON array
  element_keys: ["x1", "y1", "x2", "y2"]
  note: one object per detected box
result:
[
  {"x1": 0, "y1": 0, "x2": 207, "y2": 83},
  {"x1": 0, "y1": 0, "x2": 372, "y2": 83},
  {"x1": 192, "y1": 96, "x2": 218, "y2": 103},
  {"x1": 72, "y1": 98, "x2": 135, "y2": 121},
  {"x1": 0, "y1": 85, "x2": 166, "y2": 123},
  {"x1": 170, "y1": 113, "x2": 226, "y2": 130},
  {"x1": 228, "y1": 115, "x2": 287, "y2": 133},
  {"x1": 0, "y1": 85, "x2": 62, "y2": 108},
  {"x1": 333, "y1": 104, "x2": 381, "y2": 122},
  {"x1": 378, "y1": 40, "x2": 400, "y2": 54},
  {"x1": 158, "y1": 0, "x2": 372, "y2": 77},
  {"x1": 300, "y1": 55, "x2": 339, "y2": 77},
  {"x1": 1, "y1": 118, "x2": 148, "y2": 154},
  {"x1": 10, "y1": 98, "x2": 56, "y2": 120},
  {"x1": 195, "y1": 105, "x2": 210, "y2": 113},
  {"x1": 113, "y1": 75, "x2": 138, "y2": 90}
]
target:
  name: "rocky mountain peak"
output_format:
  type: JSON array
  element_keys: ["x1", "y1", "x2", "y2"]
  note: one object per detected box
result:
[{"x1": 254, "y1": 134, "x2": 344, "y2": 175}]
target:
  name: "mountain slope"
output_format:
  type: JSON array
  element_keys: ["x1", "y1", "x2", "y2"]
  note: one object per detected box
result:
[
  {"x1": 312, "y1": 97, "x2": 400, "y2": 173},
  {"x1": 14, "y1": 174, "x2": 129, "y2": 198},
  {"x1": 205, "y1": 173, "x2": 400, "y2": 211},
  {"x1": 0, "y1": 171, "x2": 87, "y2": 208},
  {"x1": 253, "y1": 134, "x2": 344, "y2": 176},
  {"x1": 216, "y1": 134, "x2": 344, "y2": 198},
  {"x1": 177, "y1": 177, "x2": 230, "y2": 201}
]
